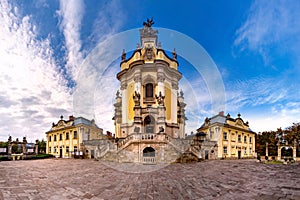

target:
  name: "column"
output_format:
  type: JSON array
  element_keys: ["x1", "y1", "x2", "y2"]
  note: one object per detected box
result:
[
  {"x1": 265, "y1": 142, "x2": 269, "y2": 157},
  {"x1": 293, "y1": 139, "x2": 297, "y2": 160},
  {"x1": 157, "y1": 72, "x2": 165, "y2": 95},
  {"x1": 121, "y1": 83, "x2": 127, "y2": 124},
  {"x1": 171, "y1": 82, "x2": 178, "y2": 124}
]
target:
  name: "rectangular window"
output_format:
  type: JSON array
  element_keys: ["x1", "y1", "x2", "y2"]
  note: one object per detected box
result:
[
  {"x1": 49, "y1": 147, "x2": 51, "y2": 153},
  {"x1": 244, "y1": 136, "x2": 247, "y2": 143},
  {"x1": 49, "y1": 136, "x2": 51, "y2": 142},
  {"x1": 59, "y1": 134, "x2": 62, "y2": 141},
  {"x1": 238, "y1": 135, "x2": 241, "y2": 142},
  {"x1": 66, "y1": 146, "x2": 69, "y2": 153},
  {"x1": 249, "y1": 137, "x2": 252, "y2": 143},
  {"x1": 250, "y1": 148, "x2": 252, "y2": 154},
  {"x1": 66, "y1": 132, "x2": 69, "y2": 140},
  {"x1": 74, "y1": 146, "x2": 77, "y2": 152},
  {"x1": 223, "y1": 132, "x2": 227, "y2": 140},
  {"x1": 244, "y1": 148, "x2": 247, "y2": 154},
  {"x1": 54, "y1": 135, "x2": 57, "y2": 141},
  {"x1": 223, "y1": 146, "x2": 227, "y2": 154},
  {"x1": 74, "y1": 131, "x2": 77, "y2": 139},
  {"x1": 54, "y1": 147, "x2": 57, "y2": 153}
]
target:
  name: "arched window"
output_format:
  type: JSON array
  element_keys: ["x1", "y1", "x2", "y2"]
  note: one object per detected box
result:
[{"x1": 145, "y1": 83, "x2": 153, "y2": 98}]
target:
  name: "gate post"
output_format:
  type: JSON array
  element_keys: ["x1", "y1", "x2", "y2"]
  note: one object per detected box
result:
[
  {"x1": 293, "y1": 139, "x2": 297, "y2": 161},
  {"x1": 277, "y1": 141, "x2": 281, "y2": 161}
]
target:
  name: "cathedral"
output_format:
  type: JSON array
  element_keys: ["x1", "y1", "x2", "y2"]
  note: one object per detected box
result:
[
  {"x1": 113, "y1": 18, "x2": 186, "y2": 140},
  {"x1": 83, "y1": 19, "x2": 200, "y2": 164}
]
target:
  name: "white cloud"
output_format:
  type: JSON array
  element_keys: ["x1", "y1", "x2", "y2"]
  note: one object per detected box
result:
[
  {"x1": 234, "y1": 0, "x2": 300, "y2": 65},
  {"x1": 225, "y1": 77, "x2": 288, "y2": 112},
  {"x1": 57, "y1": 0, "x2": 84, "y2": 81},
  {"x1": 0, "y1": 0, "x2": 72, "y2": 142}
]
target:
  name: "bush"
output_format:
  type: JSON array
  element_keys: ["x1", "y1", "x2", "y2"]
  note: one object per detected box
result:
[
  {"x1": 24, "y1": 154, "x2": 54, "y2": 160},
  {"x1": 0, "y1": 156, "x2": 10, "y2": 161}
]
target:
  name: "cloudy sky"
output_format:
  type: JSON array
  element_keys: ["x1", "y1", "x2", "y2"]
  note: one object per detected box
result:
[{"x1": 1, "y1": 0, "x2": 300, "y2": 142}]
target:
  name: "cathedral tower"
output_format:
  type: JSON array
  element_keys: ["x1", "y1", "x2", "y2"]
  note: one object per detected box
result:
[{"x1": 113, "y1": 19, "x2": 186, "y2": 139}]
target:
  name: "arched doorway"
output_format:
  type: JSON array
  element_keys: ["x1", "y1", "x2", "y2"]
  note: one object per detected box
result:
[
  {"x1": 144, "y1": 115, "x2": 155, "y2": 133},
  {"x1": 281, "y1": 147, "x2": 293, "y2": 159},
  {"x1": 143, "y1": 147, "x2": 155, "y2": 157},
  {"x1": 142, "y1": 147, "x2": 156, "y2": 164}
]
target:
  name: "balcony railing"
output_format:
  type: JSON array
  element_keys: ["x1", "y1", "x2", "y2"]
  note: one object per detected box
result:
[
  {"x1": 142, "y1": 156, "x2": 156, "y2": 164},
  {"x1": 118, "y1": 133, "x2": 170, "y2": 149}
]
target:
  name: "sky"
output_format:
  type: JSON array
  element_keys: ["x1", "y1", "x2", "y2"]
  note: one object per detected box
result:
[{"x1": 0, "y1": 0, "x2": 300, "y2": 142}]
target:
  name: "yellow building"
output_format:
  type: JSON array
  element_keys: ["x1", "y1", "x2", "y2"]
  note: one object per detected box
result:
[
  {"x1": 197, "y1": 112, "x2": 256, "y2": 159},
  {"x1": 46, "y1": 115, "x2": 103, "y2": 158}
]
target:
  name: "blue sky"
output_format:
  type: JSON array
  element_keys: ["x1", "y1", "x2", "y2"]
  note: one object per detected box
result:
[{"x1": 0, "y1": 0, "x2": 300, "y2": 142}]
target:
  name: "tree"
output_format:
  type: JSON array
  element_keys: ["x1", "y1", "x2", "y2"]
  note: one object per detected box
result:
[{"x1": 37, "y1": 139, "x2": 46, "y2": 154}]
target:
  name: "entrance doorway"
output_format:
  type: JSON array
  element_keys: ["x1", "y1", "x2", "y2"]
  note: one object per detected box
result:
[
  {"x1": 142, "y1": 147, "x2": 156, "y2": 164},
  {"x1": 205, "y1": 150, "x2": 209, "y2": 159},
  {"x1": 59, "y1": 147, "x2": 63, "y2": 158},
  {"x1": 238, "y1": 151, "x2": 241, "y2": 159}
]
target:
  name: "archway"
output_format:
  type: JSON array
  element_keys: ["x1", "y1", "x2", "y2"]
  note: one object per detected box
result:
[
  {"x1": 143, "y1": 147, "x2": 155, "y2": 157},
  {"x1": 144, "y1": 115, "x2": 155, "y2": 133},
  {"x1": 281, "y1": 147, "x2": 293, "y2": 159}
]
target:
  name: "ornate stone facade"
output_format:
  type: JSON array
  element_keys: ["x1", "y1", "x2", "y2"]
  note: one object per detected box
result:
[
  {"x1": 45, "y1": 115, "x2": 104, "y2": 158},
  {"x1": 197, "y1": 112, "x2": 256, "y2": 159}
]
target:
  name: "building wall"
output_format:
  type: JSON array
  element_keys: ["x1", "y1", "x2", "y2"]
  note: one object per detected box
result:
[
  {"x1": 217, "y1": 127, "x2": 255, "y2": 159},
  {"x1": 198, "y1": 113, "x2": 256, "y2": 159},
  {"x1": 46, "y1": 117, "x2": 103, "y2": 158}
]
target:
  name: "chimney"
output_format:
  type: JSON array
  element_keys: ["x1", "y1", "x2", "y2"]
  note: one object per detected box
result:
[{"x1": 219, "y1": 111, "x2": 224, "y2": 116}]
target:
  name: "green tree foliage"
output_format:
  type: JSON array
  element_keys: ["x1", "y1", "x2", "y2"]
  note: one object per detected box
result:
[
  {"x1": 36, "y1": 139, "x2": 46, "y2": 154},
  {"x1": 0, "y1": 142, "x2": 8, "y2": 148},
  {"x1": 256, "y1": 123, "x2": 300, "y2": 157}
]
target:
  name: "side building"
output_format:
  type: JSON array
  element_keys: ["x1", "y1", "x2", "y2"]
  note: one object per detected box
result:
[
  {"x1": 46, "y1": 115, "x2": 104, "y2": 158},
  {"x1": 197, "y1": 112, "x2": 256, "y2": 159}
]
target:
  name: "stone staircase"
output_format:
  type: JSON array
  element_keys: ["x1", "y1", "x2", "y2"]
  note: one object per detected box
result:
[{"x1": 83, "y1": 133, "x2": 213, "y2": 163}]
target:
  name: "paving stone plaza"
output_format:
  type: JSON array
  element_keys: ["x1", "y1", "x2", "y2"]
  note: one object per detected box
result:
[{"x1": 1, "y1": 159, "x2": 300, "y2": 200}]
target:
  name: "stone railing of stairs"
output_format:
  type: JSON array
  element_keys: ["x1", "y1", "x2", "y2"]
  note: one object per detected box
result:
[{"x1": 117, "y1": 133, "x2": 171, "y2": 150}]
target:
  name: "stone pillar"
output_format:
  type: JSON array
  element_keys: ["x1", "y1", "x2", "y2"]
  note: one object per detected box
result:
[
  {"x1": 35, "y1": 140, "x2": 39, "y2": 154},
  {"x1": 8, "y1": 136, "x2": 12, "y2": 155},
  {"x1": 277, "y1": 141, "x2": 281, "y2": 161},
  {"x1": 22, "y1": 137, "x2": 27, "y2": 154},
  {"x1": 265, "y1": 142, "x2": 269, "y2": 157},
  {"x1": 171, "y1": 82, "x2": 178, "y2": 124},
  {"x1": 121, "y1": 83, "x2": 128, "y2": 124},
  {"x1": 293, "y1": 139, "x2": 297, "y2": 160}
]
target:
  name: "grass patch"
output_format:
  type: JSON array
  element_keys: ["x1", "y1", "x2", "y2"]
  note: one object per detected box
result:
[{"x1": 265, "y1": 160, "x2": 284, "y2": 164}]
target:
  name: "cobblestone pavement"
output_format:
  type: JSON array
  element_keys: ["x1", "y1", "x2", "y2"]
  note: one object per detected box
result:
[{"x1": 1, "y1": 159, "x2": 300, "y2": 200}]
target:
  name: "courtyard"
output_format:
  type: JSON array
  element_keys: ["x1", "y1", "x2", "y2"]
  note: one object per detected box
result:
[{"x1": 0, "y1": 159, "x2": 300, "y2": 200}]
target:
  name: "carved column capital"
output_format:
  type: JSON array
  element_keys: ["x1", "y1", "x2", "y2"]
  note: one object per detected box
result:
[
  {"x1": 172, "y1": 82, "x2": 178, "y2": 90},
  {"x1": 121, "y1": 83, "x2": 127, "y2": 90},
  {"x1": 157, "y1": 73, "x2": 165, "y2": 82}
]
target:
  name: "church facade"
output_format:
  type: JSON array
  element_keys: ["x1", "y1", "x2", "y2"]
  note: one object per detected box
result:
[
  {"x1": 83, "y1": 20, "x2": 198, "y2": 164},
  {"x1": 113, "y1": 20, "x2": 186, "y2": 140}
]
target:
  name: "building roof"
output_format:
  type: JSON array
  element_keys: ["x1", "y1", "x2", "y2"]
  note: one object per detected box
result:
[
  {"x1": 46, "y1": 115, "x2": 102, "y2": 133},
  {"x1": 197, "y1": 111, "x2": 255, "y2": 133}
]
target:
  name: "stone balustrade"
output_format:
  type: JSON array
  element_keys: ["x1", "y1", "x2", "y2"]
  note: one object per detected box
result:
[
  {"x1": 118, "y1": 133, "x2": 170, "y2": 149},
  {"x1": 142, "y1": 156, "x2": 156, "y2": 164}
]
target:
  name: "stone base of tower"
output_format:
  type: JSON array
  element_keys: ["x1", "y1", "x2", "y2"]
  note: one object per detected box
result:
[{"x1": 83, "y1": 132, "x2": 215, "y2": 164}]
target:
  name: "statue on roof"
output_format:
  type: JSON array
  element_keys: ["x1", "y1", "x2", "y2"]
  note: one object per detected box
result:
[{"x1": 143, "y1": 17, "x2": 154, "y2": 27}]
